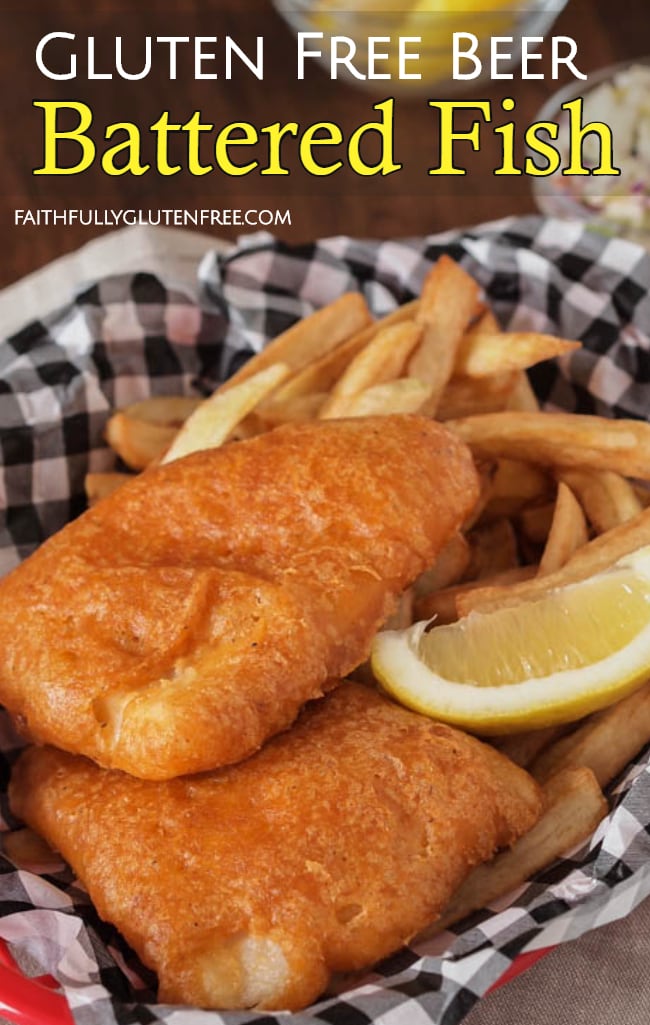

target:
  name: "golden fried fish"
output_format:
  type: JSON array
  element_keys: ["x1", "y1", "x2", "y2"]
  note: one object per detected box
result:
[
  {"x1": 0, "y1": 416, "x2": 478, "y2": 780},
  {"x1": 10, "y1": 683, "x2": 543, "y2": 1012}
]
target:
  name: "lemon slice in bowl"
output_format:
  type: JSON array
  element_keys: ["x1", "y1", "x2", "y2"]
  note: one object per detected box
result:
[{"x1": 371, "y1": 545, "x2": 650, "y2": 734}]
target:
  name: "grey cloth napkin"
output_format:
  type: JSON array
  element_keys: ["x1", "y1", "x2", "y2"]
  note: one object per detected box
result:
[{"x1": 465, "y1": 894, "x2": 650, "y2": 1025}]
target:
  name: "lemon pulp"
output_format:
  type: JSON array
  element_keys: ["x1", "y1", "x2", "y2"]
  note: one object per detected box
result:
[
  {"x1": 421, "y1": 574, "x2": 650, "y2": 686},
  {"x1": 371, "y1": 545, "x2": 650, "y2": 733}
]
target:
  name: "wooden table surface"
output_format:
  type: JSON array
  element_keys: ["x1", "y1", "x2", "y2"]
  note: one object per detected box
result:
[{"x1": 1, "y1": 0, "x2": 649, "y2": 291}]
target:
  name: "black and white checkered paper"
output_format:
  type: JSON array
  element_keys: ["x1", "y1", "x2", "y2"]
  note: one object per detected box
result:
[{"x1": 1, "y1": 216, "x2": 650, "y2": 1025}]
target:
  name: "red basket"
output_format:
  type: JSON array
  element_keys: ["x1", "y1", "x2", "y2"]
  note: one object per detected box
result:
[{"x1": 0, "y1": 940, "x2": 73, "y2": 1025}]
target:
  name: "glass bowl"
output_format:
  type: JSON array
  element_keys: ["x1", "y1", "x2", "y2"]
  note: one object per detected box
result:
[
  {"x1": 273, "y1": 0, "x2": 570, "y2": 96},
  {"x1": 531, "y1": 56, "x2": 650, "y2": 246}
]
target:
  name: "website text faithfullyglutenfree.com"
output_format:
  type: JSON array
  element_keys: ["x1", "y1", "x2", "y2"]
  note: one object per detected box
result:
[{"x1": 14, "y1": 208, "x2": 292, "y2": 228}]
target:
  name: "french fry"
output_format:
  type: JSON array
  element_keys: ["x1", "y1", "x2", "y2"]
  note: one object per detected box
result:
[
  {"x1": 464, "y1": 307, "x2": 500, "y2": 336},
  {"x1": 455, "y1": 569, "x2": 546, "y2": 618},
  {"x1": 538, "y1": 482, "x2": 589, "y2": 576},
  {"x1": 518, "y1": 502, "x2": 556, "y2": 546},
  {"x1": 420, "y1": 766, "x2": 608, "y2": 938},
  {"x1": 463, "y1": 460, "x2": 498, "y2": 531},
  {"x1": 270, "y1": 300, "x2": 420, "y2": 405},
  {"x1": 457, "y1": 506, "x2": 650, "y2": 615},
  {"x1": 449, "y1": 411, "x2": 650, "y2": 479},
  {"x1": 466, "y1": 518, "x2": 520, "y2": 580},
  {"x1": 322, "y1": 378, "x2": 432, "y2": 419},
  {"x1": 85, "y1": 472, "x2": 132, "y2": 506},
  {"x1": 413, "y1": 533, "x2": 471, "y2": 598},
  {"x1": 530, "y1": 679, "x2": 650, "y2": 788},
  {"x1": 414, "y1": 566, "x2": 537, "y2": 625},
  {"x1": 506, "y1": 371, "x2": 540, "y2": 412},
  {"x1": 225, "y1": 417, "x2": 266, "y2": 442},
  {"x1": 269, "y1": 334, "x2": 368, "y2": 405},
  {"x1": 436, "y1": 371, "x2": 519, "y2": 420},
  {"x1": 253, "y1": 392, "x2": 326, "y2": 428},
  {"x1": 413, "y1": 587, "x2": 461, "y2": 626},
  {"x1": 482, "y1": 458, "x2": 552, "y2": 521},
  {"x1": 123, "y1": 396, "x2": 202, "y2": 426},
  {"x1": 162, "y1": 363, "x2": 290, "y2": 464},
  {"x1": 407, "y1": 256, "x2": 482, "y2": 416},
  {"x1": 220, "y1": 292, "x2": 371, "y2": 391},
  {"x1": 634, "y1": 482, "x2": 650, "y2": 508},
  {"x1": 559, "y1": 468, "x2": 643, "y2": 534},
  {"x1": 105, "y1": 413, "x2": 178, "y2": 469},
  {"x1": 383, "y1": 589, "x2": 414, "y2": 631},
  {"x1": 2, "y1": 827, "x2": 60, "y2": 870},
  {"x1": 319, "y1": 321, "x2": 423, "y2": 419},
  {"x1": 102, "y1": 395, "x2": 202, "y2": 469},
  {"x1": 491, "y1": 724, "x2": 572, "y2": 769},
  {"x1": 455, "y1": 331, "x2": 580, "y2": 378}
]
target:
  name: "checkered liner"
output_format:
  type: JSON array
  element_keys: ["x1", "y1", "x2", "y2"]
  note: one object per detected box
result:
[{"x1": 1, "y1": 215, "x2": 650, "y2": 1025}]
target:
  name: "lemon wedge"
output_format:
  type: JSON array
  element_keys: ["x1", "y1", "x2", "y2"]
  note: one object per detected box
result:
[{"x1": 371, "y1": 545, "x2": 650, "y2": 733}]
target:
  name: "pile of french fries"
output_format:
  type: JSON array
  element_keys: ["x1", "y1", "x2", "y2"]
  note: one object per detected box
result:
[{"x1": 86, "y1": 254, "x2": 650, "y2": 938}]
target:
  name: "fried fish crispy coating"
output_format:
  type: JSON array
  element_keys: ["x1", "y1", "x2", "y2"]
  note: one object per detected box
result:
[
  {"x1": 0, "y1": 415, "x2": 478, "y2": 780},
  {"x1": 9, "y1": 684, "x2": 543, "y2": 1012}
]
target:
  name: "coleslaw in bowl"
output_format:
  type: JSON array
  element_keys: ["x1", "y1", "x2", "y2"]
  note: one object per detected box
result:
[{"x1": 532, "y1": 58, "x2": 650, "y2": 245}]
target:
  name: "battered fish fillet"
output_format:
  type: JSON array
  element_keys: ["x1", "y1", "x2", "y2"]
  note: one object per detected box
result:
[
  {"x1": 9, "y1": 684, "x2": 543, "y2": 1012},
  {"x1": 0, "y1": 416, "x2": 478, "y2": 780}
]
